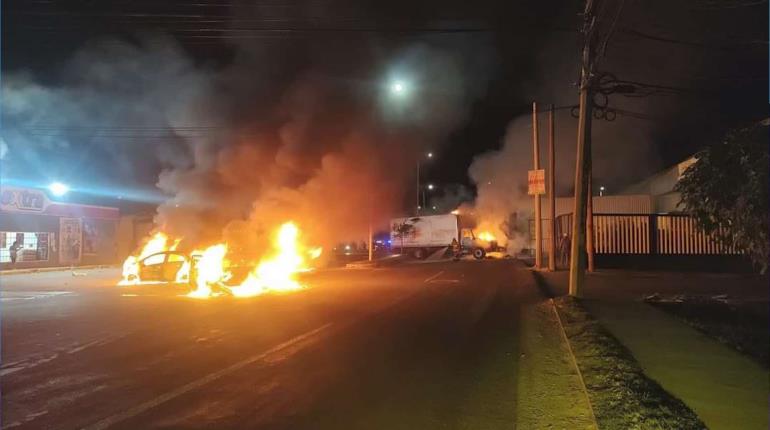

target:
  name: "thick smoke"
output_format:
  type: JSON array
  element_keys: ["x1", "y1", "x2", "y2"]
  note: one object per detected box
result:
[
  {"x1": 465, "y1": 29, "x2": 694, "y2": 253},
  {"x1": 3, "y1": 31, "x2": 492, "y2": 256}
]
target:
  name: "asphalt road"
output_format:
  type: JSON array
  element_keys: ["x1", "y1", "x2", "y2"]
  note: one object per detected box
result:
[{"x1": 1, "y1": 259, "x2": 542, "y2": 429}]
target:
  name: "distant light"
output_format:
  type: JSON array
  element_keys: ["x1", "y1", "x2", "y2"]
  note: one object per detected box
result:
[
  {"x1": 451, "y1": 209, "x2": 460, "y2": 215},
  {"x1": 391, "y1": 80, "x2": 405, "y2": 94},
  {"x1": 48, "y1": 182, "x2": 69, "y2": 196},
  {"x1": 427, "y1": 184, "x2": 434, "y2": 190},
  {"x1": 600, "y1": 186, "x2": 606, "y2": 191},
  {"x1": 427, "y1": 152, "x2": 433, "y2": 158},
  {"x1": 387, "y1": 240, "x2": 392, "y2": 244},
  {"x1": 432, "y1": 206, "x2": 437, "y2": 210},
  {"x1": 345, "y1": 244, "x2": 351, "y2": 251}
]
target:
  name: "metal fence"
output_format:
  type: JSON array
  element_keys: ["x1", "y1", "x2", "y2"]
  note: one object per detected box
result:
[{"x1": 552, "y1": 213, "x2": 740, "y2": 255}]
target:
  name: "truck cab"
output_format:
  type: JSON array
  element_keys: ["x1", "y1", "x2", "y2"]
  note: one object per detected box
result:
[{"x1": 460, "y1": 228, "x2": 497, "y2": 259}]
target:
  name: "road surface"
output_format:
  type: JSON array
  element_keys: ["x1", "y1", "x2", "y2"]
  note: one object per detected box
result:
[{"x1": 1, "y1": 260, "x2": 543, "y2": 429}]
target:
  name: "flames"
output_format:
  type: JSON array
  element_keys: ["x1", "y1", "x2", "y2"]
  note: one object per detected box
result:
[
  {"x1": 118, "y1": 232, "x2": 180, "y2": 286},
  {"x1": 477, "y1": 231, "x2": 496, "y2": 242},
  {"x1": 119, "y1": 222, "x2": 321, "y2": 299}
]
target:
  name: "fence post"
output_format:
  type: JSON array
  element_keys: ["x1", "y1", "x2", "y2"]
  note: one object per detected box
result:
[{"x1": 649, "y1": 214, "x2": 658, "y2": 255}]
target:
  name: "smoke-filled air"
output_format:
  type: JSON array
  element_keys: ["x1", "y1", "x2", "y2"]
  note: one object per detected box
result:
[{"x1": 3, "y1": 34, "x2": 492, "y2": 260}]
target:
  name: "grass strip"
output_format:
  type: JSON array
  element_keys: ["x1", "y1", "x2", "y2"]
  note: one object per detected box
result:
[{"x1": 554, "y1": 296, "x2": 707, "y2": 430}]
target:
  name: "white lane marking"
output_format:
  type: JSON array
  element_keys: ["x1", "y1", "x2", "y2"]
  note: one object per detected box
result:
[
  {"x1": 0, "y1": 291, "x2": 76, "y2": 302},
  {"x1": 81, "y1": 323, "x2": 332, "y2": 430},
  {"x1": 423, "y1": 271, "x2": 445, "y2": 283},
  {"x1": 1, "y1": 334, "x2": 130, "y2": 376}
]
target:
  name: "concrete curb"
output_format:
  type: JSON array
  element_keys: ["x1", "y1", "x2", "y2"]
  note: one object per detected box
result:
[
  {"x1": 0, "y1": 265, "x2": 118, "y2": 276},
  {"x1": 549, "y1": 297, "x2": 600, "y2": 429}
]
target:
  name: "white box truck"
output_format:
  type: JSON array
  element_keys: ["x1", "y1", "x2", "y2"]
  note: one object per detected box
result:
[{"x1": 389, "y1": 214, "x2": 500, "y2": 259}]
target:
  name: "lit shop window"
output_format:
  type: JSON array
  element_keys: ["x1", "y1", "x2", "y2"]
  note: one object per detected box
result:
[{"x1": 0, "y1": 232, "x2": 50, "y2": 263}]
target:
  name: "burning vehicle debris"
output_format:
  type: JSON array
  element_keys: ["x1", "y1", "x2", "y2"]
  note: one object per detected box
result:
[{"x1": 119, "y1": 222, "x2": 322, "y2": 298}]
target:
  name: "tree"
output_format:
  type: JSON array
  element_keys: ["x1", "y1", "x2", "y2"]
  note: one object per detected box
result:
[
  {"x1": 675, "y1": 120, "x2": 769, "y2": 273},
  {"x1": 392, "y1": 219, "x2": 418, "y2": 254}
]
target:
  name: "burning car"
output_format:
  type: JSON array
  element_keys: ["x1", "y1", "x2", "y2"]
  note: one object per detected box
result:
[
  {"x1": 118, "y1": 222, "x2": 322, "y2": 298},
  {"x1": 124, "y1": 251, "x2": 192, "y2": 284}
]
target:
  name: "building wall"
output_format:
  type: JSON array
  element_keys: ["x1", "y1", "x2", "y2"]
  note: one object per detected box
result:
[
  {"x1": 0, "y1": 212, "x2": 120, "y2": 269},
  {"x1": 621, "y1": 156, "x2": 696, "y2": 197},
  {"x1": 0, "y1": 186, "x2": 121, "y2": 269},
  {"x1": 542, "y1": 194, "x2": 653, "y2": 218},
  {"x1": 0, "y1": 213, "x2": 61, "y2": 268},
  {"x1": 116, "y1": 213, "x2": 155, "y2": 261}
]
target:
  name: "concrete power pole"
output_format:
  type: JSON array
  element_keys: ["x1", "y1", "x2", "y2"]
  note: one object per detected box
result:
[
  {"x1": 532, "y1": 102, "x2": 542, "y2": 269},
  {"x1": 569, "y1": 0, "x2": 600, "y2": 297},
  {"x1": 548, "y1": 104, "x2": 557, "y2": 271}
]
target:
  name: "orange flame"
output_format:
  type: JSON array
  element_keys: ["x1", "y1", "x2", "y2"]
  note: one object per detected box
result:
[
  {"x1": 187, "y1": 244, "x2": 229, "y2": 298},
  {"x1": 120, "y1": 222, "x2": 320, "y2": 298},
  {"x1": 477, "y1": 231, "x2": 496, "y2": 242},
  {"x1": 118, "y1": 232, "x2": 180, "y2": 286},
  {"x1": 228, "y1": 222, "x2": 312, "y2": 297}
]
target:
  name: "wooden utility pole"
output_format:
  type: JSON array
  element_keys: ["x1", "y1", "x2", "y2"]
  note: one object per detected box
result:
[
  {"x1": 415, "y1": 161, "x2": 421, "y2": 216},
  {"x1": 368, "y1": 220, "x2": 373, "y2": 262},
  {"x1": 548, "y1": 104, "x2": 557, "y2": 271},
  {"x1": 569, "y1": 0, "x2": 600, "y2": 297},
  {"x1": 532, "y1": 102, "x2": 542, "y2": 269},
  {"x1": 368, "y1": 196, "x2": 374, "y2": 262},
  {"x1": 586, "y1": 159, "x2": 595, "y2": 272}
]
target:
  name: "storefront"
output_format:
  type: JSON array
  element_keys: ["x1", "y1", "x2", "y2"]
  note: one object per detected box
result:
[{"x1": 0, "y1": 186, "x2": 120, "y2": 269}]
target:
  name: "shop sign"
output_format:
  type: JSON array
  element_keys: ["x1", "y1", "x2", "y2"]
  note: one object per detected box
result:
[{"x1": 0, "y1": 187, "x2": 50, "y2": 212}]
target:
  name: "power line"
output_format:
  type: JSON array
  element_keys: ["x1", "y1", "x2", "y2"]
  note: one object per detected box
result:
[{"x1": 619, "y1": 27, "x2": 768, "y2": 49}]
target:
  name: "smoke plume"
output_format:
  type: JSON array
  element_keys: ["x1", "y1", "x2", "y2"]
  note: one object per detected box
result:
[{"x1": 3, "y1": 31, "x2": 492, "y2": 255}]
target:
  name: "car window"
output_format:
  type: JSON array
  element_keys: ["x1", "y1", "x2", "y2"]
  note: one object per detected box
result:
[
  {"x1": 167, "y1": 253, "x2": 186, "y2": 263},
  {"x1": 142, "y1": 253, "x2": 166, "y2": 266}
]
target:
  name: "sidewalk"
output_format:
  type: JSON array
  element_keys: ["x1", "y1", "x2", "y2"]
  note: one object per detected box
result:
[
  {"x1": 539, "y1": 270, "x2": 769, "y2": 430},
  {"x1": 0, "y1": 264, "x2": 117, "y2": 276}
]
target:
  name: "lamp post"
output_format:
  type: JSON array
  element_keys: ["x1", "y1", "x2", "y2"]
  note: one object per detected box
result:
[{"x1": 416, "y1": 152, "x2": 433, "y2": 215}]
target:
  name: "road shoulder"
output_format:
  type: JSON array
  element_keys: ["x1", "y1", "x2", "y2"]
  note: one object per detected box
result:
[{"x1": 516, "y1": 299, "x2": 597, "y2": 429}]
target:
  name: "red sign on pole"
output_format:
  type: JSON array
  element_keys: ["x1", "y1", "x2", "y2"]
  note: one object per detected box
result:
[{"x1": 528, "y1": 169, "x2": 546, "y2": 195}]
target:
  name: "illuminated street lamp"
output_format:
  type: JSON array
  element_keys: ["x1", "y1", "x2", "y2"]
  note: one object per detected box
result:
[
  {"x1": 427, "y1": 184, "x2": 434, "y2": 190},
  {"x1": 48, "y1": 182, "x2": 69, "y2": 197},
  {"x1": 599, "y1": 185, "x2": 606, "y2": 196}
]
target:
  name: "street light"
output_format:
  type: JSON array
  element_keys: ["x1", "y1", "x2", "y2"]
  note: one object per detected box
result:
[
  {"x1": 427, "y1": 184, "x2": 434, "y2": 190},
  {"x1": 599, "y1": 186, "x2": 606, "y2": 196},
  {"x1": 416, "y1": 151, "x2": 433, "y2": 215},
  {"x1": 48, "y1": 182, "x2": 69, "y2": 197},
  {"x1": 390, "y1": 80, "x2": 407, "y2": 96}
]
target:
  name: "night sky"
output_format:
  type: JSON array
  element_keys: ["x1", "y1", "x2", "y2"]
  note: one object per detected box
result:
[{"x1": 2, "y1": 0, "x2": 768, "y2": 211}]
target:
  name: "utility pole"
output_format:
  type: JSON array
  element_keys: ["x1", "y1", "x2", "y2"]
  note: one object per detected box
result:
[
  {"x1": 368, "y1": 220, "x2": 373, "y2": 262},
  {"x1": 569, "y1": 0, "x2": 600, "y2": 297},
  {"x1": 548, "y1": 104, "x2": 557, "y2": 271},
  {"x1": 368, "y1": 196, "x2": 374, "y2": 262},
  {"x1": 586, "y1": 155, "x2": 595, "y2": 272},
  {"x1": 415, "y1": 161, "x2": 420, "y2": 216},
  {"x1": 532, "y1": 102, "x2": 542, "y2": 269}
]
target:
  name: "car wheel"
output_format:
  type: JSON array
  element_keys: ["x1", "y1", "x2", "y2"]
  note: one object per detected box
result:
[{"x1": 473, "y1": 248, "x2": 486, "y2": 259}]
